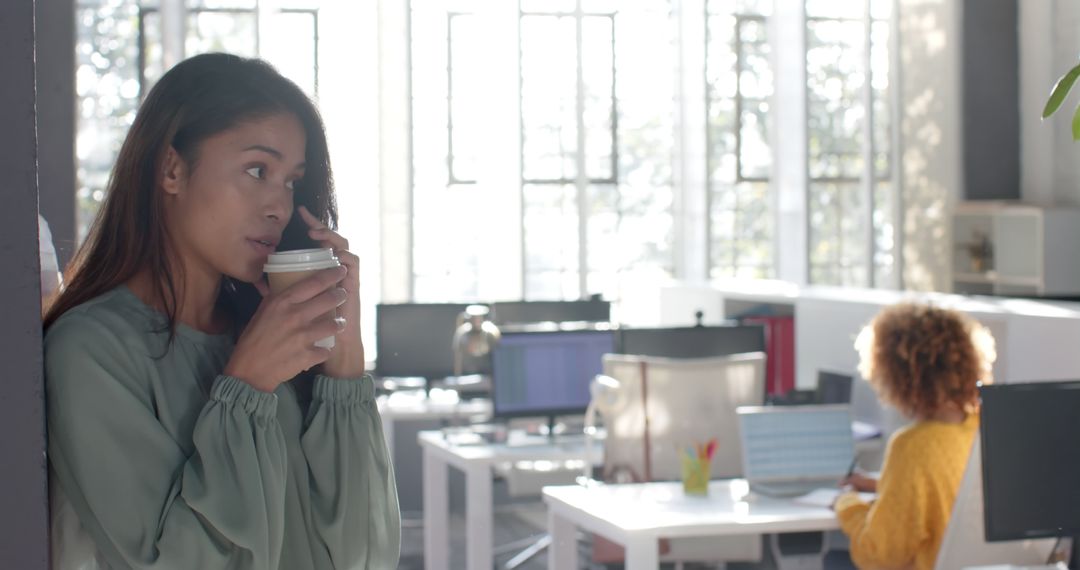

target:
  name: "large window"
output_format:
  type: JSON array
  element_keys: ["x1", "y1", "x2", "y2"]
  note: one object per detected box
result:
[
  {"x1": 76, "y1": 0, "x2": 142, "y2": 242},
  {"x1": 519, "y1": 6, "x2": 618, "y2": 298},
  {"x1": 706, "y1": 0, "x2": 774, "y2": 279},
  {"x1": 805, "y1": 0, "x2": 895, "y2": 287},
  {"x1": 410, "y1": 0, "x2": 675, "y2": 303},
  {"x1": 76, "y1": 1, "x2": 382, "y2": 356},
  {"x1": 76, "y1": 0, "x2": 320, "y2": 242},
  {"x1": 702, "y1": 0, "x2": 897, "y2": 287},
  {"x1": 410, "y1": 0, "x2": 484, "y2": 301}
]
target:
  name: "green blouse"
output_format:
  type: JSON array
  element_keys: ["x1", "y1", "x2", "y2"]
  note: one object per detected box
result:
[{"x1": 45, "y1": 286, "x2": 400, "y2": 569}]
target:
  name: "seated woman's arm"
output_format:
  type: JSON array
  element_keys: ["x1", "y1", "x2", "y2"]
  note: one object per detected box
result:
[{"x1": 835, "y1": 434, "x2": 928, "y2": 569}]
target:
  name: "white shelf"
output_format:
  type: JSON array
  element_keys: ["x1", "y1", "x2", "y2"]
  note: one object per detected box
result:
[
  {"x1": 952, "y1": 202, "x2": 1080, "y2": 297},
  {"x1": 953, "y1": 272, "x2": 1042, "y2": 287}
]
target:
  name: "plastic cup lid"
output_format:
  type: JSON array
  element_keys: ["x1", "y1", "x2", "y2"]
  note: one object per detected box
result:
[{"x1": 263, "y1": 248, "x2": 341, "y2": 273}]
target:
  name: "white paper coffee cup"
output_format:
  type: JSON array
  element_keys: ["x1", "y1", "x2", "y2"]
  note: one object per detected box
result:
[{"x1": 263, "y1": 248, "x2": 342, "y2": 349}]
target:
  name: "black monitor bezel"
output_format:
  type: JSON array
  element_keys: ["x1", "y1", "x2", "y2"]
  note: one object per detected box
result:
[
  {"x1": 616, "y1": 323, "x2": 765, "y2": 359},
  {"x1": 491, "y1": 299, "x2": 611, "y2": 326},
  {"x1": 979, "y1": 380, "x2": 1080, "y2": 542},
  {"x1": 374, "y1": 302, "x2": 481, "y2": 379}
]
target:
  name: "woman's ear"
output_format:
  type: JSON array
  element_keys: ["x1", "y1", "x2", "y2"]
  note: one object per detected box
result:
[{"x1": 161, "y1": 146, "x2": 187, "y2": 196}]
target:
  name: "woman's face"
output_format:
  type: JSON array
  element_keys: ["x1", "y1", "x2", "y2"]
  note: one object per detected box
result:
[{"x1": 162, "y1": 112, "x2": 307, "y2": 284}]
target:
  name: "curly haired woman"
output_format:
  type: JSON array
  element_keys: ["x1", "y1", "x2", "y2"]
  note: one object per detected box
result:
[{"x1": 835, "y1": 302, "x2": 996, "y2": 570}]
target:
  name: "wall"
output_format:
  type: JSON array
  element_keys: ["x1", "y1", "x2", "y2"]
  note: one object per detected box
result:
[
  {"x1": 0, "y1": 1, "x2": 49, "y2": 567},
  {"x1": 377, "y1": 0, "x2": 413, "y2": 302},
  {"x1": 897, "y1": 0, "x2": 964, "y2": 292},
  {"x1": 665, "y1": 282, "x2": 1080, "y2": 443}
]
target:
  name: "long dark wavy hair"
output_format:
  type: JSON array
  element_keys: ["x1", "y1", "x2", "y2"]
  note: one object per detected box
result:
[{"x1": 43, "y1": 53, "x2": 338, "y2": 338}]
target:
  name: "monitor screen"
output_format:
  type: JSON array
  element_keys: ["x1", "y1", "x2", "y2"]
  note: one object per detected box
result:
[
  {"x1": 491, "y1": 329, "x2": 616, "y2": 418},
  {"x1": 817, "y1": 370, "x2": 853, "y2": 404},
  {"x1": 980, "y1": 381, "x2": 1080, "y2": 542},
  {"x1": 375, "y1": 303, "x2": 480, "y2": 379},
  {"x1": 491, "y1": 300, "x2": 611, "y2": 326},
  {"x1": 618, "y1": 325, "x2": 765, "y2": 359}
]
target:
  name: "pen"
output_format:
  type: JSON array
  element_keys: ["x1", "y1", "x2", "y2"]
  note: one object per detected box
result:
[{"x1": 845, "y1": 456, "x2": 858, "y2": 479}]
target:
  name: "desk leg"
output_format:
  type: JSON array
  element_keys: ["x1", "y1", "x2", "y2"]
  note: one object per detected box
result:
[
  {"x1": 625, "y1": 537, "x2": 659, "y2": 570},
  {"x1": 548, "y1": 510, "x2": 577, "y2": 570},
  {"x1": 423, "y1": 447, "x2": 449, "y2": 570},
  {"x1": 465, "y1": 464, "x2": 493, "y2": 570}
]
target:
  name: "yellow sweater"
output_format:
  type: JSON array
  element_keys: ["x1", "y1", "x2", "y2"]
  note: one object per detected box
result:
[{"x1": 835, "y1": 414, "x2": 978, "y2": 570}]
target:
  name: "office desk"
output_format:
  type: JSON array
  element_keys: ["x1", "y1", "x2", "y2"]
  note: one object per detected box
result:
[
  {"x1": 419, "y1": 429, "x2": 601, "y2": 570},
  {"x1": 377, "y1": 393, "x2": 492, "y2": 451},
  {"x1": 544, "y1": 480, "x2": 840, "y2": 570}
]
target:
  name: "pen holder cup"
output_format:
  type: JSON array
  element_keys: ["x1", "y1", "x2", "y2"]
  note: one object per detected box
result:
[{"x1": 680, "y1": 456, "x2": 711, "y2": 496}]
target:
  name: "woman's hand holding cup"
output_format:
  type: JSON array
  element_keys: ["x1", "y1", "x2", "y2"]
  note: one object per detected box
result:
[
  {"x1": 224, "y1": 265, "x2": 348, "y2": 392},
  {"x1": 297, "y1": 206, "x2": 366, "y2": 379}
]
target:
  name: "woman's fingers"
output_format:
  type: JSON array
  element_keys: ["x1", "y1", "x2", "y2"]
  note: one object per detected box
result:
[
  {"x1": 294, "y1": 287, "x2": 348, "y2": 323},
  {"x1": 280, "y1": 266, "x2": 346, "y2": 304},
  {"x1": 302, "y1": 316, "x2": 347, "y2": 345},
  {"x1": 297, "y1": 204, "x2": 323, "y2": 228},
  {"x1": 299, "y1": 206, "x2": 350, "y2": 251}
]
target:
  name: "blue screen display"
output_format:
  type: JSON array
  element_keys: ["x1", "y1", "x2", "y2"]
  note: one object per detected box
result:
[{"x1": 491, "y1": 330, "x2": 616, "y2": 417}]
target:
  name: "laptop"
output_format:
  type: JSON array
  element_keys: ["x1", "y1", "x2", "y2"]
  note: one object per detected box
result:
[{"x1": 736, "y1": 405, "x2": 856, "y2": 497}]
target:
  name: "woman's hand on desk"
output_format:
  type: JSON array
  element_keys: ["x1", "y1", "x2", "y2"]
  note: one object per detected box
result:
[{"x1": 839, "y1": 473, "x2": 878, "y2": 493}]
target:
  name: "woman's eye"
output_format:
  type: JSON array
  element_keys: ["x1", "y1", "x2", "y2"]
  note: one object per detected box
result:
[{"x1": 245, "y1": 166, "x2": 265, "y2": 180}]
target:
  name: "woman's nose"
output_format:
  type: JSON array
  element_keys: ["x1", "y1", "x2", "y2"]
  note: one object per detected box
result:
[{"x1": 264, "y1": 191, "x2": 292, "y2": 223}]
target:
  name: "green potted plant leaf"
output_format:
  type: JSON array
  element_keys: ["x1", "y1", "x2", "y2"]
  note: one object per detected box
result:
[{"x1": 1043, "y1": 62, "x2": 1080, "y2": 140}]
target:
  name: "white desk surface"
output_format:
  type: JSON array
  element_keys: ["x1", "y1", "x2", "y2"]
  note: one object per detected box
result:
[
  {"x1": 377, "y1": 393, "x2": 492, "y2": 420},
  {"x1": 417, "y1": 429, "x2": 599, "y2": 469},
  {"x1": 377, "y1": 395, "x2": 492, "y2": 454},
  {"x1": 544, "y1": 480, "x2": 839, "y2": 570},
  {"x1": 544, "y1": 479, "x2": 838, "y2": 540}
]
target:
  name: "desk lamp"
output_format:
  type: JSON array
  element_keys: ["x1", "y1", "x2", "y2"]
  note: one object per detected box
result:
[{"x1": 451, "y1": 304, "x2": 501, "y2": 376}]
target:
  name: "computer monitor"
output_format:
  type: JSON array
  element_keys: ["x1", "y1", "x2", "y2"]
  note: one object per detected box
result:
[
  {"x1": 491, "y1": 299, "x2": 611, "y2": 326},
  {"x1": 617, "y1": 324, "x2": 765, "y2": 359},
  {"x1": 816, "y1": 370, "x2": 853, "y2": 405},
  {"x1": 375, "y1": 302, "x2": 482, "y2": 379},
  {"x1": 980, "y1": 381, "x2": 1080, "y2": 545},
  {"x1": 490, "y1": 329, "x2": 616, "y2": 421}
]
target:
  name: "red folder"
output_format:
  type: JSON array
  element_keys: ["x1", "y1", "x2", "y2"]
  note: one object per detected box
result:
[{"x1": 742, "y1": 315, "x2": 795, "y2": 396}]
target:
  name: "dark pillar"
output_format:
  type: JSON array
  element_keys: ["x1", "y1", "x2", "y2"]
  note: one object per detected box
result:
[
  {"x1": 0, "y1": 0, "x2": 50, "y2": 568},
  {"x1": 962, "y1": 0, "x2": 1020, "y2": 201},
  {"x1": 36, "y1": 0, "x2": 77, "y2": 269}
]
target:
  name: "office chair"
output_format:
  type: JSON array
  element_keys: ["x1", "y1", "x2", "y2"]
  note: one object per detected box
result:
[
  {"x1": 593, "y1": 353, "x2": 768, "y2": 564},
  {"x1": 933, "y1": 436, "x2": 1054, "y2": 570}
]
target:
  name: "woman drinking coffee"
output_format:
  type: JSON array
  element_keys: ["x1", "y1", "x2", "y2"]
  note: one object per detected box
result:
[{"x1": 43, "y1": 53, "x2": 399, "y2": 569}]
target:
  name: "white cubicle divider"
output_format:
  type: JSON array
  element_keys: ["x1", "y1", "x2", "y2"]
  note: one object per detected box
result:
[
  {"x1": 595, "y1": 352, "x2": 767, "y2": 564},
  {"x1": 933, "y1": 437, "x2": 1056, "y2": 570},
  {"x1": 662, "y1": 280, "x2": 1080, "y2": 443}
]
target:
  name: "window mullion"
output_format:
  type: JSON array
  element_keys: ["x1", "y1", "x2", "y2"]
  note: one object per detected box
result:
[
  {"x1": 889, "y1": 0, "x2": 903, "y2": 289},
  {"x1": 861, "y1": 0, "x2": 875, "y2": 288},
  {"x1": 575, "y1": 1, "x2": 588, "y2": 298}
]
